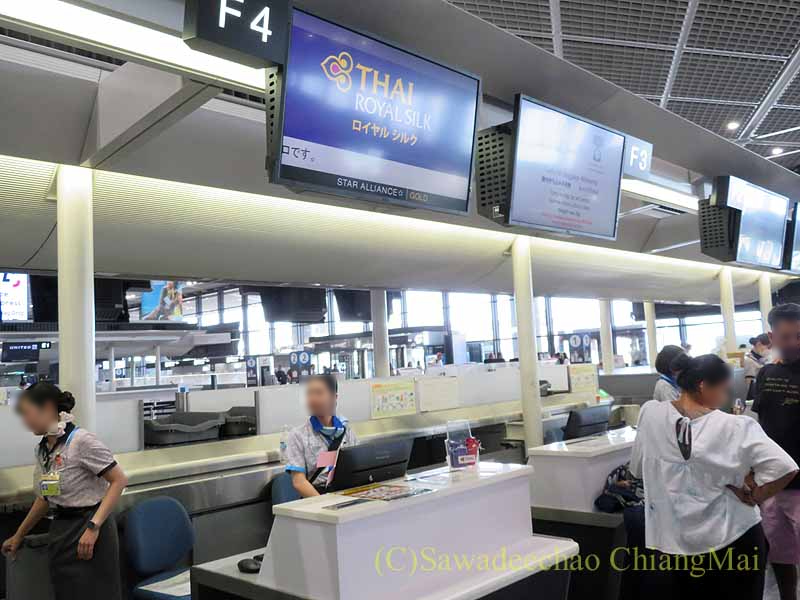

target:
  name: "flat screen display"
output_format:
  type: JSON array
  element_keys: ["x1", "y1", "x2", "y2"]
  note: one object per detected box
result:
[
  {"x1": 508, "y1": 95, "x2": 626, "y2": 239},
  {"x1": 0, "y1": 273, "x2": 30, "y2": 322},
  {"x1": 787, "y1": 205, "x2": 800, "y2": 273},
  {"x1": 1, "y1": 342, "x2": 40, "y2": 363},
  {"x1": 736, "y1": 187, "x2": 789, "y2": 268},
  {"x1": 275, "y1": 10, "x2": 480, "y2": 214}
]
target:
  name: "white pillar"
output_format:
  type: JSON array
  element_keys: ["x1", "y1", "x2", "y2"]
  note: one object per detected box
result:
[
  {"x1": 370, "y1": 289, "x2": 391, "y2": 378},
  {"x1": 759, "y1": 274, "x2": 773, "y2": 332},
  {"x1": 512, "y1": 236, "x2": 543, "y2": 450},
  {"x1": 129, "y1": 357, "x2": 136, "y2": 387},
  {"x1": 57, "y1": 166, "x2": 96, "y2": 431},
  {"x1": 108, "y1": 346, "x2": 116, "y2": 392},
  {"x1": 644, "y1": 301, "x2": 658, "y2": 373},
  {"x1": 155, "y1": 345, "x2": 162, "y2": 386},
  {"x1": 719, "y1": 266, "x2": 737, "y2": 354},
  {"x1": 599, "y1": 300, "x2": 615, "y2": 374}
]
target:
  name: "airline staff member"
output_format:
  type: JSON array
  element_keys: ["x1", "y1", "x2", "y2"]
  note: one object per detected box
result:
[
  {"x1": 285, "y1": 374, "x2": 357, "y2": 498},
  {"x1": 1, "y1": 383, "x2": 128, "y2": 600},
  {"x1": 744, "y1": 333, "x2": 771, "y2": 394},
  {"x1": 652, "y1": 345, "x2": 687, "y2": 402}
]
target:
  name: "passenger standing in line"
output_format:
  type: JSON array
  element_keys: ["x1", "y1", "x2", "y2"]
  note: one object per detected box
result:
[
  {"x1": 631, "y1": 355, "x2": 797, "y2": 599},
  {"x1": 275, "y1": 364, "x2": 288, "y2": 385},
  {"x1": 753, "y1": 304, "x2": 800, "y2": 600},
  {"x1": 652, "y1": 345, "x2": 687, "y2": 402},
  {"x1": 744, "y1": 333, "x2": 771, "y2": 397},
  {"x1": 285, "y1": 374, "x2": 357, "y2": 498},
  {"x1": 2, "y1": 383, "x2": 128, "y2": 600}
]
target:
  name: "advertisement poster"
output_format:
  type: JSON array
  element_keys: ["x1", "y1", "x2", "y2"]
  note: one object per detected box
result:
[
  {"x1": 509, "y1": 97, "x2": 625, "y2": 239},
  {"x1": 0, "y1": 273, "x2": 29, "y2": 322},
  {"x1": 140, "y1": 281, "x2": 184, "y2": 321},
  {"x1": 278, "y1": 10, "x2": 479, "y2": 213},
  {"x1": 370, "y1": 381, "x2": 417, "y2": 419}
]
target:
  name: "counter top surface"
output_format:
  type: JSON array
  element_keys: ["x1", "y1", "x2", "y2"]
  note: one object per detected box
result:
[
  {"x1": 527, "y1": 426, "x2": 637, "y2": 458},
  {"x1": 193, "y1": 536, "x2": 579, "y2": 600},
  {"x1": 273, "y1": 462, "x2": 532, "y2": 525}
]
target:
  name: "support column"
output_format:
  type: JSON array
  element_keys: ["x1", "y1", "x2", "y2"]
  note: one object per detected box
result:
[
  {"x1": 719, "y1": 266, "x2": 737, "y2": 354},
  {"x1": 599, "y1": 300, "x2": 615, "y2": 374},
  {"x1": 155, "y1": 345, "x2": 162, "y2": 387},
  {"x1": 57, "y1": 166, "x2": 96, "y2": 431},
  {"x1": 644, "y1": 301, "x2": 658, "y2": 372},
  {"x1": 129, "y1": 357, "x2": 136, "y2": 388},
  {"x1": 512, "y1": 236, "x2": 543, "y2": 450},
  {"x1": 108, "y1": 346, "x2": 116, "y2": 392},
  {"x1": 759, "y1": 274, "x2": 773, "y2": 331},
  {"x1": 370, "y1": 289, "x2": 391, "y2": 379}
]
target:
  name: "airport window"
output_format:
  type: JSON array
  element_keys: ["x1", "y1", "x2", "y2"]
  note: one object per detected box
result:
[
  {"x1": 200, "y1": 293, "x2": 221, "y2": 327},
  {"x1": 735, "y1": 310, "x2": 765, "y2": 340},
  {"x1": 449, "y1": 292, "x2": 494, "y2": 344},
  {"x1": 387, "y1": 293, "x2": 403, "y2": 329},
  {"x1": 246, "y1": 295, "x2": 271, "y2": 356},
  {"x1": 683, "y1": 313, "x2": 724, "y2": 355},
  {"x1": 656, "y1": 318, "x2": 682, "y2": 351},
  {"x1": 612, "y1": 300, "x2": 647, "y2": 367},
  {"x1": 273, "y1": 322, "x2": 294, "y2": 351},
  {"x1": 406, "y1": 290, "x2": 444, "y2": 327},
  {"x1": 550, "y1": 298, "x2": 601, "y2": 334}
]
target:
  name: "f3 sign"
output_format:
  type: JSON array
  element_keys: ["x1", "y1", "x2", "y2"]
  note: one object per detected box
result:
[{"x1": 184, "y1": 0, "x2": 291, "y2": 68}]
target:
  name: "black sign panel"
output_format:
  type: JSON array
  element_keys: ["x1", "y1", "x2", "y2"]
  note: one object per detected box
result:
[
  {"x1": 2, "y1": 342, "x2": 43, "y2": 363},
  {"x1": 183, "y1": 0, "x2": 291, "y2": 68}
]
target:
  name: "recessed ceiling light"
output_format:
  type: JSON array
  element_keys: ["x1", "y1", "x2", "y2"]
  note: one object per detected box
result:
[
  {"x1": 726, "y1": 121, "x2": 741, "y2": 131},
  {"x1": 772, "y1": 147, "x2": 785, "y2": 156}
]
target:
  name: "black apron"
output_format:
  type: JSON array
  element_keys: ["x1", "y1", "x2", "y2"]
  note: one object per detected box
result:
[{"x1": 48, "y1": 508, "x2": 121, "y2": 600}]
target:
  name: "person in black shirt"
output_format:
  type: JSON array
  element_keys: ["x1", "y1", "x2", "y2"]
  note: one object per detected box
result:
[
  {"x1": 275, "y1": 365, "x2": 288, "y2": 386},
  {"x1": 753, "y1": 303, "x2": 800, "y2": 600}
]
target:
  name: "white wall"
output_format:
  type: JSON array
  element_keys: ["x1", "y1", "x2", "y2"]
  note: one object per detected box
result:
[{"x1": 187, "y1": 387, "x2": 256, "y2": 413}]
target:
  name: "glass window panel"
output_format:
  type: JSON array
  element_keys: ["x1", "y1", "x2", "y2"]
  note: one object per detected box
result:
[
  {"x1": 684, "y1": 322, "x2": 725, "y2": 355},
  {"x1": 223, "y1": 306, "x2": 242, "y2": 327},
  {"x1": 612, "y1": 300, "x2": 644, "y2": 328},
  {"x1": 223, "y1": 290, "x2": 242, "y2": 310},
  {"x1": 406, "y1": 291, "x2": 444, "y2": 327},
  {"x1": 274, "y1": 322, "x2": 294, "y2": 350},
  {"x1": 335, "y1": 321, "x2": 364, "y2": 335},
  {"x1": 550, "y1": 298, "x2": 601, "y2": 333},
  {"x1": 497, "y1": 295, "x2": 516, "y2": 340},
  {"x1": 184, "y1": 314, "x2": 198, "y2": 325},
  {"x1": 449, "y1": 293, "x2": 493, "y2": 342},
  {"x1": 656, "y1": 325, "x2": 682, "y2": 351},
  {"x1": 247, "y1": 302, "x2": 266, "y2": 330},
  {"x1": 201, "y1": 293, "x2": 219, "y2": 314},
  {"x1": 200, "y1": 311, "x2": 220, "y2": 327},
  {"x1": 249, "y1": 330, "x2": 270, "y2": 355},
  {"x1": 388, "y1": 295, "x2": 403, "y2": 329},
  {"x1": 684, "y1": 313, "x2": 722, "y2": 325}
]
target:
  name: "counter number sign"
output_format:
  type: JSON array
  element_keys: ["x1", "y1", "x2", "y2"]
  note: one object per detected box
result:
[{"x1": 183, "y1": 0, "x2": 291, "y2": 68}]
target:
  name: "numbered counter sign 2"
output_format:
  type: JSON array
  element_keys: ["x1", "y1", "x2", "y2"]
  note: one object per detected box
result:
[{"x1": 184, "y1": 0, "x2": 292, "y2": 68}]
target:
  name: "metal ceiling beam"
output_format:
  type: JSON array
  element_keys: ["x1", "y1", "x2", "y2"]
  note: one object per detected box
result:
[
  {"x1": 739, "y1": 47, "x2": 800, "y2": 140},
  {"x1": 548, "y1": 0, "x2": 563, "y2": 58},
  {"x1": 660, "y1": 0, "x2": 700, "y2": 108}
]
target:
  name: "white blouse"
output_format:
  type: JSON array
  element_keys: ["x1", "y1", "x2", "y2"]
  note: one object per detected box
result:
[{"x1": 630, "y1": 400, "x2": 797, "y2": 556}]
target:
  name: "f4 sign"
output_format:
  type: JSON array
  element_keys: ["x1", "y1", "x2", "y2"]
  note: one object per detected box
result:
[{"x1": 184, "y1": 0, "x2": 291, "y2": 68}]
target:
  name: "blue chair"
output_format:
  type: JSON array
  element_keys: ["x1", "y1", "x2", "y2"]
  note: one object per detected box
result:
[
  {"x1": 271, "y1": 471, "x2": 300, "y2": 505},
  {"x1": 126, "y1": 497, "x2": 195, "y2": 600}
]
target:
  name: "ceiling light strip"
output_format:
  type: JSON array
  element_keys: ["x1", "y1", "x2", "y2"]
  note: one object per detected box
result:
[{"x1": 0, "y1": 0, "x2": 266, "y2": 92}]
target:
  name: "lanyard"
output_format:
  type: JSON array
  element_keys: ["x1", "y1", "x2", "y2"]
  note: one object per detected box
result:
[
  {"x1": 40, "y1": 427, "x2": 79, "y2": 473},
  {"x1": 659, "y1": 374, "x2": 679, "y2": 391}
]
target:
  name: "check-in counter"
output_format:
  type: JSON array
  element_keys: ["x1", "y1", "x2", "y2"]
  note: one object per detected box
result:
[
  {"x1": 526, "y1": 428, "x2": 637, "y2": 600},
  {"x1": 527, "y1": 427, "x2": 636, "y2": 513},
  {"x1": 191, "y1": 463, "x2": 578, "y2": 600}
]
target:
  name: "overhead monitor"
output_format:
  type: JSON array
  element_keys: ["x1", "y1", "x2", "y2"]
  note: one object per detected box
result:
[
  {"x1": 0, "y1": 273, "x2": 30, "y2": 322},
  {"x1": 273, "y1": 10, "x2": 480, "y2": 214},
  {"x1": 508, "y1": 95, "x2": 626, "y2": 239},
  {"x1": 717, "y1": 177, "x2": 790, "y2": 269},
  {"x1": 784, "y1": 204, "x2": 800, "y2": 273}
]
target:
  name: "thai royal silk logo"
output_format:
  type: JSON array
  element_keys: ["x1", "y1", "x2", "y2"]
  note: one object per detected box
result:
[{"x1": 321, "y1": 52, "x2": 354, "y2": 92}]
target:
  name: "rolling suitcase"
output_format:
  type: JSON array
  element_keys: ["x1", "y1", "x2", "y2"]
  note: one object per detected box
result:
[{"x1": 5, "y1": 534, "x2": 55, "y2": 600}]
